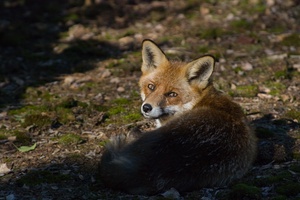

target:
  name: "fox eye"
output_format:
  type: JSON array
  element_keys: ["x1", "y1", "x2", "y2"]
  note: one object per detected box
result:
[
  {"x1": 167, "y1": 92, "x2": 178, "y2": 97},
  {"x1": 148, "y1": 84, "x2": 155, "y2": 91}
]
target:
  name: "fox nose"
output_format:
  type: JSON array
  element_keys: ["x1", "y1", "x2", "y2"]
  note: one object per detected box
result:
[{"x1": 142, "y1": 103, "x2": 152, "y2": 113}]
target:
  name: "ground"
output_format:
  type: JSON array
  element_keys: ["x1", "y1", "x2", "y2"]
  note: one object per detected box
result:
[{"x1": 0, "y1": 0, "x2": 299, "y2": 199}]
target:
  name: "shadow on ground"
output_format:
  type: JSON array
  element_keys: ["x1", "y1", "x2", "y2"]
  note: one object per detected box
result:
[
  {"x1": 0, "y1": 114, "x2": 299, "y2": 199},
  {"x1": 252, "y1": 114, "x2": 299, "y2": 165},
  {"x1": 0, "y1": 0, "x2": 162, "y2": 109}
]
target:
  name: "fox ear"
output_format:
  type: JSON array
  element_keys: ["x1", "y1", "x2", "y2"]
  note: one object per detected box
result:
[
  {"x1": 141, "y1": 40, "x2": 168, "y2": 73},
  {"x1": 187, "y1": 55, "x2": 215, "y2": 88}
]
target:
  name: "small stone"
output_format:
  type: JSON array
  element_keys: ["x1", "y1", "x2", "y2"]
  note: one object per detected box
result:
[
  {"x1": 231, "y1": 83, "x2": 237, "y2": 90},
  {"x1": 51, "y1": 186, "x2": 59, "y2": 190},
  {"x1": 119, "y1": 36, "x2": 135, "y2": 50},
  {"x1": 259, "y1": 86, "x2": 271, "y2": 93},
  {"x1": 64, "y1": 76, "x2": 76, "y2": 86},
  {"x1": 101, "y1": 69, "x2": 111, "y2": 78},
  {"x1": 117, "y1": 87, "x2": 125, "y2": 92},
  {"x1": 280, "y1": 94, "x2": 289, "y2": 102},
  {"x1": 268, "y1": 53, "x2": 287, "y2": 60},
  {"x1": 110, "y1": 77, "x2": 120, "y2": 84},
  {"x1": 0, "y1": 163, "x2": 11, "y2": 176},
  {"x1": 241, "y1": 62, "x2": 253, "y2": 71},
  {"x1": 161, "y1": 188, "x2": 181, "y2": 199},
  {"x1": 292, "y1": 63, "x2": 300, "y2": 72},
  {"x1": 258, "y1": 93, "x2": 272, "y2": 99},
  {"x1": 6, "y1": 194, "x2": 15, "y2": 200}
]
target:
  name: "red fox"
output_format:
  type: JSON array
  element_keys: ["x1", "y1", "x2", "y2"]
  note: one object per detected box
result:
[{"x1": 99, "y1": 39, "x2": 257, "y2": 195}]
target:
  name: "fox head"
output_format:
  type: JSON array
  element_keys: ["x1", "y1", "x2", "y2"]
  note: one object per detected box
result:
[{"x1": 139, "y1": 39, "x2": 215, "y2": 126}]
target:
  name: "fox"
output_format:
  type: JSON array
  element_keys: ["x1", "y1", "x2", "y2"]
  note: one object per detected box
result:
[{"x1": 99, "y1": 39, "x2": 257, "y2": 195}]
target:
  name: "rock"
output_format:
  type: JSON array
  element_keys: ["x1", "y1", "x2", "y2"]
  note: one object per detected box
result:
[
  {"x1": 241, "y1": 62, "x2": 253, "y2": 71},
  {"x1": 0, "y1": 163, "x2": 11, "y2": 176},
  {"x1": 161, "y1": 188, "x2": 181, "y2": 199},
  {"x1": 280, "y1": 94, "x2": 290, "y2": 102},
  {"x1": 117, "y1": 87, "x2": 125, "y2": 92},
  {"x1": 63, "y1": 76, "x2": 76, "y2": 86},
  {"x1": 231, "y1": 83, "x2": 237, "y2": 90},
  {"x1": 101, "y1": 69, "x2": 111, "y2": 78},
  {"x1": 6, "y1": 194, "x2": 15, "y2": 200},
  {"x1": 110, "y1": 77, "x2": 120, "y2": 84},
  {"x1": 292, "y1": 63, "x2": 300, "y2": 72},
  {"x1": 258, "y1": 93, "x2": 272, "y2": 99},
  {"x1": 268, "y1": 53, "x2": 288, "y2": 60},
  {"x1": 259, "y1": 86, "x2": 271, "y2": 93},
  {"x1": 118, "y1": 36, "x2": 135, "y2": 50}
]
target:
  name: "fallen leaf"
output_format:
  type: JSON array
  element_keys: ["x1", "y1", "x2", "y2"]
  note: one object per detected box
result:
[{"x1": 14, "y1": 143, "x2": 37, "y2": 153}]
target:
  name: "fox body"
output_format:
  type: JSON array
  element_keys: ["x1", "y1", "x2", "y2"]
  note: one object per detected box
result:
[{"x1": 99, "y1": 40, "x2": 257, "y2": 195}]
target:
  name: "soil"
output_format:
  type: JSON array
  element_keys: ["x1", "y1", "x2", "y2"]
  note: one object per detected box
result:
[{"x1": 0, "y1": 0, "x2": 299, "y2": 199}]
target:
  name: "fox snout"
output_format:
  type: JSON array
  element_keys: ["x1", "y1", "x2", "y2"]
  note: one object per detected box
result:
[
  {"x1": 142, "y1": 103, "x2": 152, "y2": 113},
  {"x1": 141, "y1": 102, "x2": 163, "y2": 119},
  {"x1": 141, "y1": 101, "x2": 180, "y2": 120}
]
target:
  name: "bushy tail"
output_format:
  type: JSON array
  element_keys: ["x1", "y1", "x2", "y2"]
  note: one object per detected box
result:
[{"x1": 99, "y1": 130, "x2": 144, "y2": 193}]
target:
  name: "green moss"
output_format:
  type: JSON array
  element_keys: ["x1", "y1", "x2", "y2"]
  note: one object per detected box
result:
[
  {"x1": 230, "y1": 183, "x2": 261, "y2": 199},
  {"x1": 108, "y1": 98, "x2": 131, "y2": 116},
  {"x1": 58, "y1": 97, "x2": 78, "y2": 108},
  {"x1": 274, "y1": 70, "x2": 288, "y2": 79},
  {"x1": 59, "y1": 31, "x2": 69, "y2": 39},
  {"x1": 265, "y1": 81, "x2": 286, "y2": 96},
  {"x1": 93, "y1": 105, "x2": 108, "y2": 112},
  {"x1": 14, "y1": 131, "x2": 31, "y2": 145},
  {"x1": 17, "y1": 170, "x2": 70, "y2": 186},
  {"x1": 8, "y1": 105, "x2": 49, "y2": 118},
  {"x1": 58, "y1": 133, "x2": 84, "y2": 145},
  {"x1": 197, "y1": 46, "x2": 209, "y2": 54},
  {"x1": 230, "y1": 19, "x2": 253, "y2": 30},
  {"x1": 107, "y1": 106, "x2": 125, "y2": 116},
  {"x1": 99, "y1": 140, "x2": 109, "y2": 147},
  {"x1": 233, "y1": 66, "x2": 243, "y2": 74},
  {"x1": 285, "y1": 109, "x2": 300, "y2": 122},
  {"x1": 276, "y1": 182, "x2": 300, "y2": 196},
  {"x1": 22, "y1": 114, "x2": 52, "y2": 128},
  {"x1": 280, "y1": 34, "x2": 300, "y2": 47},
  {"x1": 55, "y1": 107, "x2": 75, "y2": 124},
  {"x1": 124, "y1": 112, "x2": 142, "y2": 122},
  {"x1": 112, "y1": 98, "x2": 130, "y2": 105},
  {"x1": 255, "y1": 127, "x2": 274, "y2": 139},
  {"x1": 230, "y1": 85, "x2": 258, "y2": 97},
  {"x1": 64, "y1": 13, "x2": 79, "y2": 22},
  {"x1": 150, "y1": 10, "x2": 165, "y2": 22},
  {"x1": 200, "y1": 28, "x2": 225, "y2": 39},
  {"x1": 122, "y1": 29, "x2": 136, "y2": 37},
  {"x1": 0, "y1": 134, "x2": 7, "y2": 140}
]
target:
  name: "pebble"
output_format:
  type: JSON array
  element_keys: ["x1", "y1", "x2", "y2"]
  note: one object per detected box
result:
[
  {"x1": 241, "y1": 62, "x2": 253, "y2": 71},
  {"x1": 161, "y1": 188, "x2": 181, "y2": 199},
  {"x1": 117, "y1": 87, "x2": 125, "y2": 92},
  {"x1": 258, "y1": 93, "x2": 272, "y2": 99},
  {"x1": 280, "y1": 94, "x2": 290, "y2": 102},
  {"x1": 101, "y1": 69, "x2": 111, "y2": 78},
  {"x1": 6, "y1": 194, "x2": 15, "y2": 200},
  {"x1": 63, "y1": 76, "x2": 76, "y2": 86},
  {"x1": 293, "y1": 63, "x2": 300, "y2": 72},
  {"x1": 110, "y1": 77, "x2": 120, "y2": 84},
  {"x1": 118, "y1": 36, "x2": 134, "y2": 50}
]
